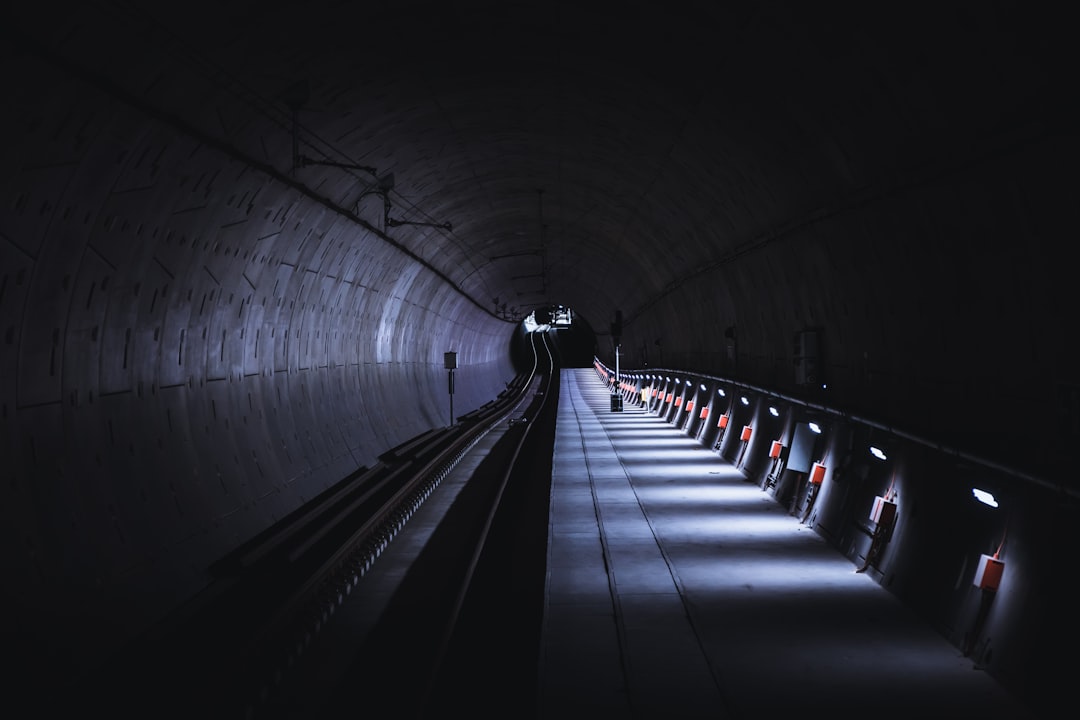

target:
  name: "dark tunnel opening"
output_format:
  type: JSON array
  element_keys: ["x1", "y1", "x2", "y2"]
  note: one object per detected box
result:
[{"x1": 510, "y1": 308, "x2": 597, "y2": 372}]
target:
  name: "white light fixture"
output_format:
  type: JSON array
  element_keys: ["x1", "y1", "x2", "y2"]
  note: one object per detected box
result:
[
  {"x1": 870, "y1": 446, "x2": 888, "y2": 461},
  {"x1": 769, "y1": 406, "x2": 779, "y2": 416},
  {"x1": 972, "y1": 488, "x2": 999, "y2": 507},
  {"x1": 700, "y1": 383, "x2": 707, "y2": 391},
  {"x1": 808, "y1": 422, "x2": 822, "y2": 434},
  {"x1": 717, "y1": 388, "x2": 726, "y2": 397},
  {"x1": 740, "y1": 396, "x2": 749, "y2": 405}
]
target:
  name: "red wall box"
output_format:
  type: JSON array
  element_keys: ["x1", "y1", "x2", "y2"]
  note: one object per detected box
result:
[
  {"x1": 718, "y1": 414, "x2": 729, "y2": 429},
  {"x1": 740, "y1": 425, "x2": 753, "y2": 441},
  {"x1": 870, "y1": 496, "x2": 897, "y2": 526},
  {"x1": 810, "y1": 461, "x2": 826, "y2": 484},
  {"x1": 769, "y1": 440, "x2": 783, "y2": 458},
  {"x1": 686, "y1": 400, "x2": 695, "y2": 413},
  {"x1": 675, "y1": 396, "x2": 682, "y2": 407},
  {"x1": 699, "y1": 407, "x2": 709, "y2": 419},
  {"x1": 974, "y1": 554, "x2": 1005, "y2": 590}
]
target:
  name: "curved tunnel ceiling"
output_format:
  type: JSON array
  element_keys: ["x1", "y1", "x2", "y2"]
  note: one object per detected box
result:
[
  {"x1": 4, "y1": 0, "x2": 1079, "y2": 675},
  {"x1": 20, "y1": 0, "x2": 1071, "y2": 326}
]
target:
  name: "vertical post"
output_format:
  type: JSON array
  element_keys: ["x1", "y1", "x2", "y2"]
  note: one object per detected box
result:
[
  {"x1": 610, "y1": 309, "x2": 622, "y2": 412},
  {"x1": 444, "y1": 351, "x2": 458, "y2": 426},
  {"x1": 448, "y1": 369, "x2": 455, "y2": 426}
]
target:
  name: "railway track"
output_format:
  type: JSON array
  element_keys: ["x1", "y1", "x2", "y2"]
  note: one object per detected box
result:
[{"x1": 70, "y1": 330, "x2": 557, "y2": 719}]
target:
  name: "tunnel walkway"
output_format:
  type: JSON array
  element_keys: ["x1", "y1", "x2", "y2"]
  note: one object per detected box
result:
[
  {"x1": 261, "y1": 365, "x2": 1037, "y2": 719},
  {"x1": 537, "y1": 368, "x2": 1035, "y2": 719}
]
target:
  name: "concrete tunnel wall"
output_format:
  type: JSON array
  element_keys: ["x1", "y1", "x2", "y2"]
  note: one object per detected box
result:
[
  {"x1": 597, "y1": 93, "x2": 1073, "y2": 482},
  {"x1": 1, "y1": 53, "x2": 519, "y2": 669}
]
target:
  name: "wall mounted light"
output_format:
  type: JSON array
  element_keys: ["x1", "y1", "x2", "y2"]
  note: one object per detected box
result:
[
  {"x1": 740, "y1": 396, "x2": 749, "y2": 405},
  {"x1": 769, "y1": 406, "x2": 779, "y2": 416},
  {"x1": 972, "y1": 488, "x2": 999, "y2": 507},
  {"x1": 700, "y1": 383, "x2": 707, "y2": 391},
  {"x1": 870, "y1": 446, "x2": 888, "y2": 461},
  {"x1": 808, "y1": 422, "x2": 822, "y2": 434},
  {"x1": 717, "y1": 388, "x2": 726, "y2": 397}
]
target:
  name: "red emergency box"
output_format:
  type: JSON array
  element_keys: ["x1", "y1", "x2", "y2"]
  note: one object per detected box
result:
[
  {"x1": 870, "y1": 496, "x2": 897, "y2": 526},
  {"x1": 973, "y1": 554, "x2": 1005, "y2": 590}
]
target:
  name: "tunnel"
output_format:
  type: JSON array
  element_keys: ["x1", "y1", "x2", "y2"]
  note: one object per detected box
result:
[{"x1": 3, "y1": 1, "x2": 1078, "y2": 717}]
